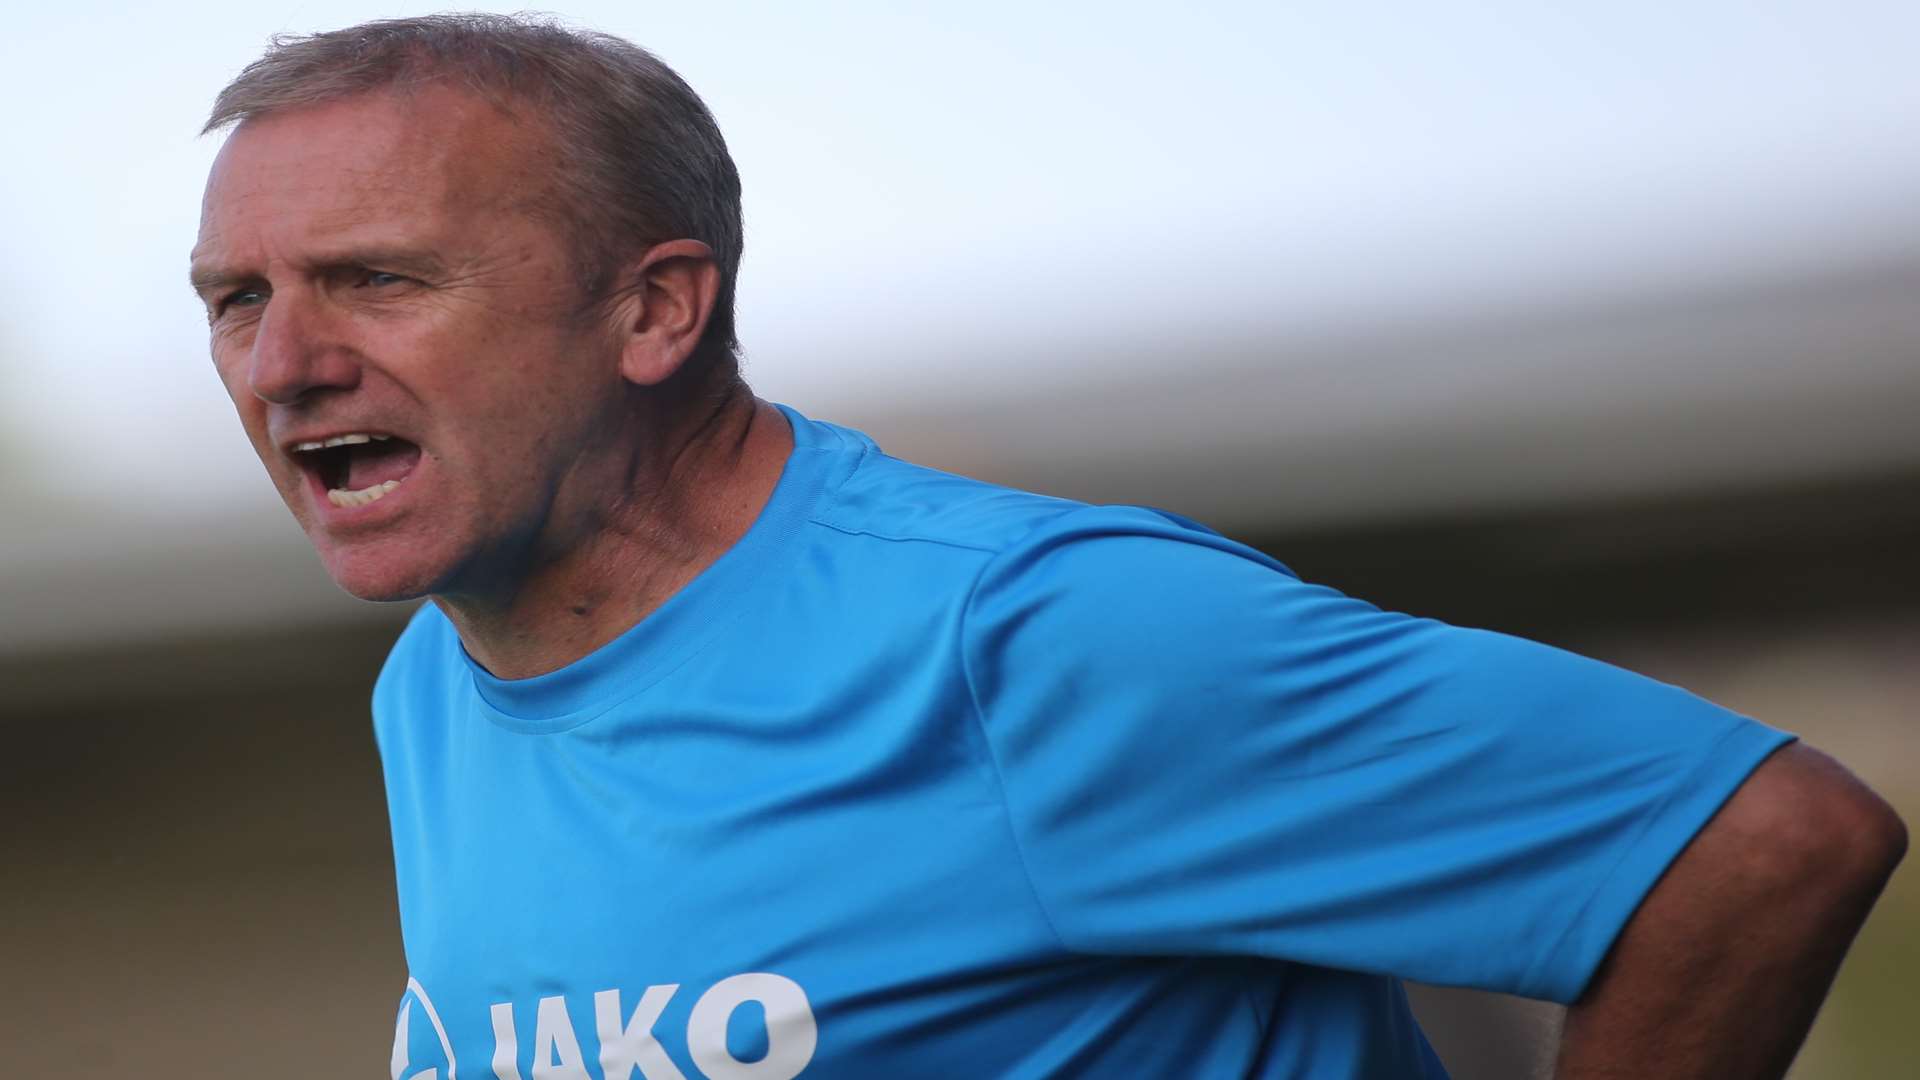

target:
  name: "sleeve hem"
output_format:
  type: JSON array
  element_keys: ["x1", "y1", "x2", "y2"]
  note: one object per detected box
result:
[{"x1": 1528, "y1": 720, "x2": 1796, "y2": 1003}]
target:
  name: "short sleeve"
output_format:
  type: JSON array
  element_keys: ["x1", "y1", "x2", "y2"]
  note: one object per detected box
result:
[{"x1": 958, "y1": 506, "x2": 1792, "y2": 1004}]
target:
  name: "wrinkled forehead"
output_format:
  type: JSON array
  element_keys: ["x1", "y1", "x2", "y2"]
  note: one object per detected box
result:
[{"x1": 197, "y1": 83, "x2": 552, "y2": 246}]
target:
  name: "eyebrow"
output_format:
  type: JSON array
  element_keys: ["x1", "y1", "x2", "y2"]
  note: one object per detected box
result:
[
  {"x1": 187, "y1": 247, "x2": 451, "y2": 297},
  {"x1": 187, "y1": 265, "x2": 251, "y2": 296}
]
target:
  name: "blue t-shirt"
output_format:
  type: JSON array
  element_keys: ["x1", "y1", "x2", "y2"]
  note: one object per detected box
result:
[{"x1": 374, "y1": 405, "x2": 1791, "y2": 1079}]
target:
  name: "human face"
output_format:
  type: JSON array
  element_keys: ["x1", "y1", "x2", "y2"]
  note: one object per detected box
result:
[{"x1": 192, "y1": 87, "x2": 627, "y2": 602}]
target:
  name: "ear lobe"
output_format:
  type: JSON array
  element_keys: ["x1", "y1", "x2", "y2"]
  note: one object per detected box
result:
[{"x1": 615, "y1": 239, "x2": 721, "y2": 387}]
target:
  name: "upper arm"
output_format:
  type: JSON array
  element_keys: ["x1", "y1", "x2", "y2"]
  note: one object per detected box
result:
[
  {"x1": 1674, "y1": 741, "x2": 1906, "y2": 903},
  {"x1": 1579, "y1": 740, "x2": 1906, "y2": 995},
  {"x1": 1554, "y1": 742, "x2": 1906, "y2": 1076},
  {"x1": 961, "y1": 507, "x2": 1795, "y2": 1000}
]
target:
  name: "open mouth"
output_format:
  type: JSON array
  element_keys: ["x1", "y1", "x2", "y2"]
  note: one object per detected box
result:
[{"x1": 291, "y1": 433, "x2": 423, "y2": 508}]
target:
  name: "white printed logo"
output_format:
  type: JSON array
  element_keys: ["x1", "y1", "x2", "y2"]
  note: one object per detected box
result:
[
  {"x1": 395, "y1": 973, "x2": 816, "y2": 1080},
  {"x1": 392, "y1": 977, "x2": 460, "y2": 1080}
]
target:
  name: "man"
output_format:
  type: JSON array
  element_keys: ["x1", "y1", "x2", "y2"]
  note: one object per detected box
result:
[{"x1": 190, "y1": 14, "x2": 1903, "y2": 1080}]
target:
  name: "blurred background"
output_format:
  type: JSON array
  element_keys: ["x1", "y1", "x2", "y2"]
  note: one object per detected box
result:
[{"x1": 3, "y1": 2, "x2": 1916, "y2": 1076}]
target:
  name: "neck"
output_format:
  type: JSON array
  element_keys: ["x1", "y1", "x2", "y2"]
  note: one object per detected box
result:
[{"x1": 436, "y1": 384, "x2": 792, "y2": 679}]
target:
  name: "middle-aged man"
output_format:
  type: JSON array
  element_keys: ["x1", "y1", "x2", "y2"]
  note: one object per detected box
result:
[{"x1": 190, "y1": 14, "x2": 1904, "y2": 1080}]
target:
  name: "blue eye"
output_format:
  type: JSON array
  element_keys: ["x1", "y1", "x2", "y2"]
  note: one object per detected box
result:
[
  {"x1": 219, "y1": 288, "x2": 267, "y2": 313},
  {"x1": 364, "y1": 271, "x2": 408, "y2": 288}
]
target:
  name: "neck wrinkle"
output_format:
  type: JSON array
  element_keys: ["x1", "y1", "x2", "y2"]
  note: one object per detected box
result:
[{"x1": 439, "y1": 387, "x2": 791, "y2": 680}]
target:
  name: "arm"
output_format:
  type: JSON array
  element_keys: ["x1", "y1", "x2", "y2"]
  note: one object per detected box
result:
[{"x1": 1556, "y1": 742, "x2": 1907, "y2": 1079}]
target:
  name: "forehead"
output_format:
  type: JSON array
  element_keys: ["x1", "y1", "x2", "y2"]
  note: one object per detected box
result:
[{"x1": 194, "y1": 84, "x2": 549, "y2": 263}]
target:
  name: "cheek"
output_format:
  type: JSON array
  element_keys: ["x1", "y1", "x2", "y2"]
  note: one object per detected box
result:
[
  {"x1": 208, "y1": 350, "x2": 280, "y2": 470},
  {"x1": 210, "y1": 336, "x2": 253, "y2": 403},
  {"x1": 445, "y1": 336, "x2": 611, "y2": 432},
  {"x1": 397, "y1": 318, "x2": 616, "y2": 470},
  {"x1": 215, "y1": 365, "x2": 269, "y2": 439}
]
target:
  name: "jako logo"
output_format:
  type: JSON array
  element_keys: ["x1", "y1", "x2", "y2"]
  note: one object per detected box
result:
[{"x1": 392, "y1": 973, "x2": 818, "y2": 1080}]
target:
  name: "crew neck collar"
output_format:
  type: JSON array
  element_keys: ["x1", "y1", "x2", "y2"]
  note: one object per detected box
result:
[{"x1": 460, "y1": 403, "x2": 836, "y2": 734}]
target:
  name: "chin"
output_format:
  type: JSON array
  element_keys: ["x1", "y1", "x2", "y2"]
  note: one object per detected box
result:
[
  {"x1": 326, "y1": 566, "x2": 438, "y2": 604},
  {"x1": 314, "y1": 541, "x2": 450, "y2": 604},
  {"x1": 332, "y1": 575, "x2": 435, "y2": 604}
]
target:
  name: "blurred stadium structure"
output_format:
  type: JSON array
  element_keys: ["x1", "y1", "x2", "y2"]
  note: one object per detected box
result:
[{"x1": 3, "y1": 3, "x2": 1917, "y2": 1077}]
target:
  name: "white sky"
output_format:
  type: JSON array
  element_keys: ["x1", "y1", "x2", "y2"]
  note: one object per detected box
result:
[{"x1": 5, "y1": 1, "x2": 1920, "y2": 523}]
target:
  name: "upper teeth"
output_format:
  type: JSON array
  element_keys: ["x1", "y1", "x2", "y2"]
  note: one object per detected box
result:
[{"x1": 294, "y1": 433, "x2": 392, "y2": 452}]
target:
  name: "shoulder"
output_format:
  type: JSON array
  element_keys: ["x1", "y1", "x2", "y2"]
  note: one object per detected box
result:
[
  {"x1": 958, "y1": 497, "x2": 1309, "y2": 644},
  {"x1": 807, "y1": 442, "x2": 1086, "y2": 556},
  {"x1": 782, "y1": 407, "x2": 1302, "y2": 614},
  {"x1": 786, "y1": 403, "x2": 1102, "y2": 555},
  {"x1": 802, "y1": 414, "x2": 1286, "y2": 577}
]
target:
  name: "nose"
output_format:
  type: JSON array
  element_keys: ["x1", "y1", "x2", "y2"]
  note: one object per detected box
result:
[{"x1": 247, "y1": 290, "x2": 362, "y2": 405}]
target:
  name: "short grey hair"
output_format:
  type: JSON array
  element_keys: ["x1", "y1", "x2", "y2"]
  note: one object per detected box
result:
[{"x1": 205, "y1": 12, "x2": 745, "y2": 373}]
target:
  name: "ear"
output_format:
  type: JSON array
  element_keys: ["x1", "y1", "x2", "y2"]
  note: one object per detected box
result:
[{"x1": 608, "y1": 239, "x2": 722, "y2": 386}]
